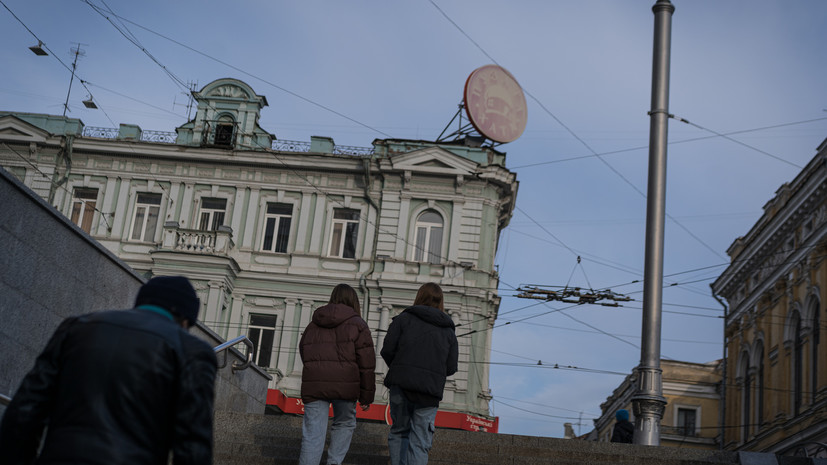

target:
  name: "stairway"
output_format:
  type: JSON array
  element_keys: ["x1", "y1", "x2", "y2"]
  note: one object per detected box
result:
[{"x1": 213, "y1": 410, "x2": 752, "y2": 465}]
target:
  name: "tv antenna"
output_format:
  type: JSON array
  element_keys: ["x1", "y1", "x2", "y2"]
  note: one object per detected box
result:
[
  {"x1": 173, "y1": 80, "x2": 199, "y2": 120},
  {"x1": 63, "y1": 43, "x2": 88, "y2": 117}
]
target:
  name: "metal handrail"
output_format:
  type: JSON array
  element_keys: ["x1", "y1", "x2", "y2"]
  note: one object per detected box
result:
[
  {"x1": 784, "y1": 441, "x2": 827, "y2": 458},
  {"x1": 1, "y1": 392, "x2": 11, "y2": 406},
  {"x1": 214, "y1": 335, "x2": 254, "y2": 373}
]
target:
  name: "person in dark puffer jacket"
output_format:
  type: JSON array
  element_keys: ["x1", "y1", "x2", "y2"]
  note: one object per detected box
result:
[
  {"x1": 381, "y1": 282, "x2": 458, "y2": 465},
  {"x1": 298, "y1": 283, "x2": 376, "y2": 465}
]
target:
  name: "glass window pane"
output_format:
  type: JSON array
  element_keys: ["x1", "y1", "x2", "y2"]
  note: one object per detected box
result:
[
  {"x1": 414, "y1": 226, "x2": 427, "y2": 261},
  {"x1": 212, "y1": 212, "x2": 225, "y2": 230},
  {"x1": 132, "y1": 207, "x2": 146, "y2": 240},
  {"x1": 250, "y1": 314, "x2": 277, "y2": 327},
  {"x1": 275, "y1": 217, "x2": 291, "y2": 253},
  {"x1": 267, "y1": 203, "x2": 292, "y2": 215},
  {"x1": 202, "y1": 198, "x2": 226, "y2": 210},
  {"x1": 258, "y1": 329, "x2": 275, "y2": 367},
  {"x1": 428, "y1": 227, "x2": 443, "y2": 263},
  {"x1": 199, "y1": 212, "x2": 211, "y2": 231},
  {"x1": 330, "y1": 223, "x2": 343, "y2": 257},
  {"x1": 144, "y1": 206, "x2": 159, "y2": 241},
  {"x1": 343, "y1": 222, "x2": 358, "y2": 258},
  {"x1": 420, "y1": 211, "x2": 443, "y2": 225},
  {"x1": 262, "y1": 217, "x2": 276, "y2": 251},
  {"x1": 334, "y1": 208, "x2": 360, "y2": 221}
]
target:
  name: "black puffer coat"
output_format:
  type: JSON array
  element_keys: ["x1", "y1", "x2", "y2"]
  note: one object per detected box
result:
[
  {"x1": 381, "y1": 305, "x2": 458, "y2": 400},
  {"x1": 299, "y1": 303, "x2": 376, "y2": 405},
  {"x1": 0, "y1": 308, "x2": 217, "y2": 465}
]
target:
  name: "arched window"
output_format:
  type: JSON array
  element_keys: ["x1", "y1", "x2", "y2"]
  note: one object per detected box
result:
[
  {"x1": 412, "y1": 210, "x2": 444, "y2": 264},
  {"x1": 754, "y1": 342, "x2": 764, "y2": 432},
  {"x1": 810, "y1": 297, "x2": 820, "y2": 406},
  {"x1": 739, "y1": 351, "x2": 751, "y2": 442},
  {"x1": 215, "y1": 114, "x2": 235, "y2": 146},
  {"x1": 792, "y1": 311, "x2": 804, "y2": 415}
]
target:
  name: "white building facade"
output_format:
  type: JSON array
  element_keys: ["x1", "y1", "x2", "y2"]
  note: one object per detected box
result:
[{"x1": 0, "y1": 78, "x2": 517, "y2": 427}]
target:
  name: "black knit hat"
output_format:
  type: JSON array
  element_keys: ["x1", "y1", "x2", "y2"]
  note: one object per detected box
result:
[{"x1": 135, "y1": 276, "x2": 200, "y2": 324}]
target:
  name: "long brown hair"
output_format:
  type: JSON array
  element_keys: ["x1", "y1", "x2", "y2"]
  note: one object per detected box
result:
[
  {"x1": 329, "y1": 283, "x2": 360, "y2": 313},
  {"x1": 413, "y1": 282, "x2": 444, "y2": 311}
]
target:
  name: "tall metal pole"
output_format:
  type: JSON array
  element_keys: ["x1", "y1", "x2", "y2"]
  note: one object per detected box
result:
[{"x1": 631, "y1": 0, "x2": 674, "y2": 446}]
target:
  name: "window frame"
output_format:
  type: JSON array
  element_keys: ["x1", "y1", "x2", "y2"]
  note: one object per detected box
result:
[
  {"x1": 327, "y1": 207, "x2": 361, "y2": 259},
  {"x1": 70, "y1": 187, "x2": 99, "y2": 234},
  {"x1": 675, "y1": 406, "x2": 700, "y2": 437},
  {"x1": 260, "y1": 202, "x2": 293, "y2": 253},
  {"x1": 128, "y1": 193, "x2": 163, "y2": 242},
  {"x1": 197, "y1": 197, "x2": 228, "y2": 231},
  {"x1": 247, "y1": 313, "x2": 277, "y2": 369},
  {"x1": 411, "y1": 209, "x2": 445, "y2": 264}
]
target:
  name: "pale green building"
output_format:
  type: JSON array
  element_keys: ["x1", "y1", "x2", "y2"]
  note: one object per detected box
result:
[{"x1": 0, "y1": 78, "x2": 518, "y2": 422}]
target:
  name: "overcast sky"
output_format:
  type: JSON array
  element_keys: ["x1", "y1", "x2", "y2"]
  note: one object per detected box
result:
[{"x1": 2, "y1": 0, "x2": 826, "y2": 437}]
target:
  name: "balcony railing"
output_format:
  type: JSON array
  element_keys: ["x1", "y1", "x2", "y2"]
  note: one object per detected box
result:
[
  {"x1": 161, "y1": 223, "x2": 234, "y2": 255},
  {"x1": 82, "y1": 126, "x2": 373, "y2": 155}
]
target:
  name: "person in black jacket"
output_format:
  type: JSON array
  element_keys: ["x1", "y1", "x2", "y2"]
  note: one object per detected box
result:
[
  {"x1": 610, "y1": 409, "x2": 635, "y2": 443},
  {"x1": 381, "y1": 282, "x2": 458, "y2": 465},
  {"x1": 0, "y1": 276, "x2": 217, "y2": 465}
]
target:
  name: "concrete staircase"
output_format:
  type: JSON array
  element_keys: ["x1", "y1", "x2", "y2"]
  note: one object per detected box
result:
[{"x1": 213, "y1": 410, "x2": 766, "y2": 465}]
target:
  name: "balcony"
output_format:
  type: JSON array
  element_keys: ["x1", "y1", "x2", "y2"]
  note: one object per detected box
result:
[{"x1": 161, "y1": 222, "x2": 234, "y2": 255}]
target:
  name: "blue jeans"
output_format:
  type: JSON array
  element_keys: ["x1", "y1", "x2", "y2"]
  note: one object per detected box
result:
[
  {"x1": 387, "y1": 386, "x2": 438, "y2": 465},
  {"x1": 299, "y1": 399, "x2": 357, "y2": 465}
]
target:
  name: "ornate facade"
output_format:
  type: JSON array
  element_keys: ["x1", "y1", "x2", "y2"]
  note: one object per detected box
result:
[
  {"x1": 591, "y1": 359, "x2": 721, "y2": 448},
  {"x1": 0, "y1": 78, "x2": 518, "y2": 423},
  {"x1": 712, "y1": 138, "x2": 827, "y2": 454}
]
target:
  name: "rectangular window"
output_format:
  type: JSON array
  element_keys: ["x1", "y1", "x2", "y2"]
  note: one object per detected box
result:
[
  {"x1": 677, "y1": 407, "x2": 697, "y2": 436},
  {"x1": 70, "y1": 188, "x2": 98, "y2": 233},
  {"x1": 328, "y1": 208, "x2": 360, "y2": 259},
  {"x1": 247, "y1": 313, "x2": 277, "y2": 368},
  {"x1": 129, "y1": 193, "x2": 162, "y2": 242},
  {"x1": 261, "y1": 203, "x2": 292, "y2": 253},
  {"x1": 198, "y1": 197, "x2": 226, "y2": 231}
]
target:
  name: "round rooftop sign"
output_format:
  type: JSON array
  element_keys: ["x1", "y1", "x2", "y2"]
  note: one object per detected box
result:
[{"x1": 463, "y1": 65, "x2": 527, "y2": 144}]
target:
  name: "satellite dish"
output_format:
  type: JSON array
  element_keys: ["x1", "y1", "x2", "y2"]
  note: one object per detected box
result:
[{"x1": 463, "y1": 65, "x2": 527, "y2": 144}]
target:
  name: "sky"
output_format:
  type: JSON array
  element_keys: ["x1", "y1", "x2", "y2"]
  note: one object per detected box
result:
[{"x1": 2, "y1": 0, "x2": 827, "y2": 438}]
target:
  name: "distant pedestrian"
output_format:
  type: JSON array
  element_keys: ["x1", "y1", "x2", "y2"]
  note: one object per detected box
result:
[
  {"x1": 0, "y1": 276, "x2": 217, "y2": 465},
  {"x1": 610, "y1": 409, "x2": 634, "y2": 443},
  {"x1": 381, "y1": 282, "x2": 459, "y2": 465},
  {"x1": 298, "y1": 283, "x2": 376, "y2": 465}
]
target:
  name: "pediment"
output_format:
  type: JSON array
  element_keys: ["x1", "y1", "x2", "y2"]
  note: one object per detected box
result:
[
  {"x1": 390, "y1": 146, "x2": 477, "y2": 176},
  {"x1": 0, "y1": 116, "x2": 51, "y2": 143}
]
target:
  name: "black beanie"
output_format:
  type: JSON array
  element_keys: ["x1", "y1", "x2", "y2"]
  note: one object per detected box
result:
[{"x1": 135, "y1": 276, "x2": 200, "y2": 324}]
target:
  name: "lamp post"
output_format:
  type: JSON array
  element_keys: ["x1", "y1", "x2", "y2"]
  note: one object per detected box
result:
[{"x1": 631, "y1": 0, "x2": 674, "y2": 446}]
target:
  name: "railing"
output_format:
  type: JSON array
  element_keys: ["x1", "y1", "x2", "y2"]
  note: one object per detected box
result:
[
  {"x1": 214, "y1": 335, "x2": 254, "y2": 373},
  {"x1": 161, "y1": 225, "x2": 234, "y2": 255},
  {"x1": 81, "y1": 125, "x2": 373, "y2": 155},
  {"x1": 783, "y1": 441, "x2": 827, "y2": 458},
  {"x1": 1, "y1": 392, "x2": 11, "y2": 406}
]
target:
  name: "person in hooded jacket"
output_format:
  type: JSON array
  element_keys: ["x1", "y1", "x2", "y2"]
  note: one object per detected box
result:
[
  {"x1": 381, "y1": 282, "x2": 458, "y2": 465},
  {"x1": 298, "y1": 283, "x2": 376, "y2": 465},
  {"x1": 610, "y1": 409, "x2": 634, "y2": 443}
]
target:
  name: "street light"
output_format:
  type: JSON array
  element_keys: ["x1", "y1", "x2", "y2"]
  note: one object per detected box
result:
[
  {"x1": 29, "y1": 41, "x2": 48, "y2": 56},
  {"x1": 82, "y1": 95, "x2": 98, "y2": 109}
]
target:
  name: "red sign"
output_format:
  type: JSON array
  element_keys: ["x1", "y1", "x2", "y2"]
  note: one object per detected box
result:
[{"x1": 266, "y1": 389, "x2": 498, "y2": 433}]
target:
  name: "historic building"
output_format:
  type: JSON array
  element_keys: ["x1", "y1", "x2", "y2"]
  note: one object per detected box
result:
[
  {"x1": 0, "y1": 78, "x2": 518, "y2": 430},
  {"x1": 591, "y1": 359, "x2": 722, "y2": 448},
  {"x1": 712, "y1": 138, "x2": 827, "y2": 454}
]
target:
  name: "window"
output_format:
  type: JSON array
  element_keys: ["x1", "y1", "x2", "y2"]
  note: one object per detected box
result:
[
  {"x1": 740, "y1": 353, "x2": 751, "y2": 442},
  {"x1": 793, "y1": 311, "x2": 803, "y2": 415},
  {"x1": 198, "y1": 198, "x2": 226, "y2": 231},
  {"x1": 214, "y1": 115, "x2": 234, "y2": 146},
  {"x1": 328, "y1": 208, "x2": 360, "y2": 259},
  {"x1": 129, "y1": 193, "x2": 162, "y2": 242},
  {"x1": 677, "y1": 408, "x2": 697, "y2": 436},
  {"x1": 247, "y1": 313, "x2": 276, "y2": 368},
  {"x1": 811, "y1": 301, "x2": 820, "y2": 405},
  {"x1": 756, "y1": 345, "x2": 764, "y2": 430},
  {"x1": 70, "y1": 188, "x2": 98, "y2": 233},
  {"x1": 412, "y1": 210, "x2": 444, "y2": 264},
  {"x1": 261, "y1": 203, "x2": 292, "y2": 253}
]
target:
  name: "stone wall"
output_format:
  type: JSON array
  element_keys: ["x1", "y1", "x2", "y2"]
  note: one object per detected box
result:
[{"x1": 0, "y1": 167, "x2": 268, "y2": 421}]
